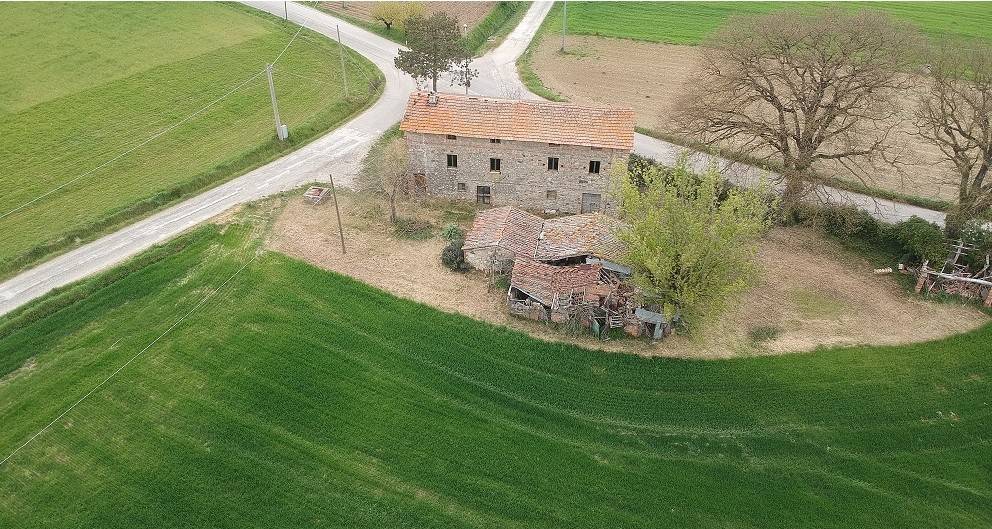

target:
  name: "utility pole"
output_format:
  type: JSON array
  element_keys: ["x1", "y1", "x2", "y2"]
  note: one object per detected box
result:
[
  {"x1": 560, "y1": 0, "x2": 567, "y2": 52},
  {"x1": 336, "y1": 25, "x2": 350, "y2": 98},
  {"x1": 328, "y1": 173, "x2": 347, "y2": 254},
  {"x1": 283, "y1": 1, "x2": 288, "y2": 20},
  {"x1": 266, "y1": 64, "x2": 288, "y2": 140}
]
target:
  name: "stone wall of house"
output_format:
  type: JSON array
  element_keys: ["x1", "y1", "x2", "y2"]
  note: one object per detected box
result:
[{"x1": 406, "y1": 132, "x2": 629, "y2": 214}]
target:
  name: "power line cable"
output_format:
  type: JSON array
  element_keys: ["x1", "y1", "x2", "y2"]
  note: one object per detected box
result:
[
  {"x1": 1, "y1": 8, "x2": 317, "y2": 222},
  {"x1": 0, "y1": 253, "x2": 259, "y2": 467},
  {"x1": 0, "y1": 70, "x2": 267, "y2": 222}
]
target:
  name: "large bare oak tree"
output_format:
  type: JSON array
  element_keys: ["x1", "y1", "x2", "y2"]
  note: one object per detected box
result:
[
  {"x1": 916, "y1": 40, "x2": 992, "y2": 229},
  {"x1": 674, "y1": 9, "x2": 921, "y2": 204}
]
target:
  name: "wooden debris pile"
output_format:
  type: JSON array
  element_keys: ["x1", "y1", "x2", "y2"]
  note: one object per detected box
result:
[
  {"x1": 915, "y1": 240, "x2": 992, "y2": 307},
  {"x1": 507, "y1": 258, "x2": 674, "y2": 340}
]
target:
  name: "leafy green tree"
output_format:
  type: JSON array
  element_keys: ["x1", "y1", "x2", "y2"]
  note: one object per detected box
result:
[
  {"x1": 395, "y1": 12, "x2": 474, "y2": 92},
  {"x1": 613, "y1": 159, "x2": 774, "y2": 334}
]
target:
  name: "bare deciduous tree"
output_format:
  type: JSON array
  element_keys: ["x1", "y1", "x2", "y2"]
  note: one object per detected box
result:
[
  {"x1": 674, "y1": 9, "x2": 922, "y2": 204},
  {"x1": 359, "y1": 137, "x2": 409, "y2": 224},
  {"x1": 916, "y1": 40, "x2": 992, "y2": 230},
  {"x1": 370, "y1": 1, "x2": 423, "y2": 32}
]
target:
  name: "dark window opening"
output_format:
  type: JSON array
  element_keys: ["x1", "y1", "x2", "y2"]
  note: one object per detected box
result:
[
  {"x1": 476, "y1": 186, "x2": 492, "y2": 204},
  {"x1": 457, "y1": 182, "x2": 466, "y2": 192},
  {"x1": 546, "y1": 190, "x2": 557, "y2": 200},
  {"x1": 446, "y1": 134, "x2": 457, "y2": 140},
  {"x1": 446, "y1": 154, "x2": 458, "y2": 168},
  {"x1": 490, "y1": 158, "x2": 501, "y2": 172},
  {"x1": 547, "y1": 157, "x2": 559, "y2": 171},
  {"x1": 490, "y1": 138, "x2": 501, "y2": 144},
  {"x1": 548, "y1": 142, "x2": 561, "y2": 147},
  {"x1": 588, "y1": 160, "x2": 601, "y2": 174}
]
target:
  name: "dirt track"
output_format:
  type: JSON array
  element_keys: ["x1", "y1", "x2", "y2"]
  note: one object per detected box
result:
[
  {"x1": 531, "y1": 35, "x2": 961, "y2": 202},
  {"x1": 265, "y1": 194, "x2": 987, "y2": 359}
]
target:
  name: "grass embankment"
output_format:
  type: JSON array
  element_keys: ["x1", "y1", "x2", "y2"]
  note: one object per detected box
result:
[
  {"x1": 318, "y1": 1, "x2": 528, "y2": 56},
  {"x1": 0, "y1": 2, "x2": 382, "y2": 279},
  {"x1": 1, "y1": 215, "x2": 989, "y2": 528}
]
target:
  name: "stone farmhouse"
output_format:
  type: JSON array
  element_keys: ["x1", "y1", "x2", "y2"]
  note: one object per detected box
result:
[{"x1": 399, "y1": 91, "x2": 635, "y2": 214}]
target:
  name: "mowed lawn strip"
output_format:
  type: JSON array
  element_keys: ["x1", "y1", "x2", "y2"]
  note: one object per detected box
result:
[
  {"x1": 546, "y1": 1, "x2": 992, "y2": 45},
  {"x1": 0, "y1": 223, "x2": 989, "y2": 528},
  {"x1": 0, "y1": 3, "x2": 381, "y2": 278}
]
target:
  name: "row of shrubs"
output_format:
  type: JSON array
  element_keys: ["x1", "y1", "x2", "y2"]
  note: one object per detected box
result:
[{"x1": 783, "y1": 202, "x2": 992, "y2": 268}]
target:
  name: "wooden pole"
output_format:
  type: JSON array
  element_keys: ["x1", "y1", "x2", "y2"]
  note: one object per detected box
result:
[
  {"x1": 328, "y1": 173, "x2": 347, "y2": 254},
  {"x1": 560, "y1": 0, "x2": 567, "y2": 52}
]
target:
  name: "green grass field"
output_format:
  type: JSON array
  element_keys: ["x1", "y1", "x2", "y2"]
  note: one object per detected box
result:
[
  {"x1": 0, "y1": 3, "x2": 381, "y2": 278},
  {"x1": 544, "y1": 1, "x2": 992, "y2": 45},
  {"x1": 1, "y1": 214, "x2": 989, "y2": 528}
]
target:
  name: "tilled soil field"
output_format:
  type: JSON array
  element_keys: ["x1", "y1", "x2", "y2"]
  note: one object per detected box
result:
[
  {"x1": 531, "y1": 35, "x2": 962, "y2": 202},
  {"x1": 320, "y1": 1, "x2": 496, "y2": 31}
]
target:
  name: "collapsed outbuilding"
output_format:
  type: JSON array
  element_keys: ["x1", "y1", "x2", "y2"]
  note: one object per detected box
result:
[{"x1": 463, "y1": 206, "x2": 674, "y2": 339}]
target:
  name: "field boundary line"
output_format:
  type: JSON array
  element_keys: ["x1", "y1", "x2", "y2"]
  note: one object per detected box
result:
[
  {"x1": 0, "y1": 71, "x2": 268, "y2": 222},
  {"x1": 0, "y1": 253, "x2": 258, "y2": 467},
  {"x1": 0, "y1": 6, "x2": 314, "y2": 224}
]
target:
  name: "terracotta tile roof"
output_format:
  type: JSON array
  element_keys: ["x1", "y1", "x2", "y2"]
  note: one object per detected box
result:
[
  {"x1": 463, "y1": 207, "x2": 625, "y2": 262},
  {"x1": 510, "y1": 259, "x2": 602, "y2": 306},
  {"x1": 462, "y1": 206, "x2": 544, "y2": 256},
  {"x1": 399, "y1": 91, "x2": 635, "y2": 151},
  {"x1": 535, "y1": 213, "x2": 625, "y2": 262}
]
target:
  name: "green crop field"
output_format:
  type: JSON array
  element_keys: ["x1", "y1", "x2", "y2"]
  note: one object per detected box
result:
[
  {"x1": 0, "y1": 3, "x2": 381, "y2": 278},
  {"x1": 544, "y1": 1, "x2": 992, "y2": 45},
  {"x1": 1, "y1": 216, "x2": 989, "y2": 528}
]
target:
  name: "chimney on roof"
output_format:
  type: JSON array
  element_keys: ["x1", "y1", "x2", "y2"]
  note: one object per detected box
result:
[{"x1": 427, "y1": 92, "x2": 439, "y2": 106}]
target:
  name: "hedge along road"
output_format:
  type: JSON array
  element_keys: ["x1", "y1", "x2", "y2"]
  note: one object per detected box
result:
[{"x1": 0, "y1": 1, "x2": 554, "y2": 317}]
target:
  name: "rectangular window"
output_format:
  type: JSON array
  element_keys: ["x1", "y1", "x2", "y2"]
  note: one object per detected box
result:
[
  {"x1": 588, "y1": 160, "x2": 601, "y2": 174},
  {"x1": 490, "y1": 138, "x2": 501, "y2": 144},
  {"x1": 476, "y1": 186, "x2": 492, "y2": 204},
  {"x1": 547, "y1": 157, "x2": 559, "y2": 171},
  {"x1": 490, "y1": 158, "x2": 501, "y2": 172},
  {"x1": 581, "y1": 193, "x2": 602, "y2": 213},
  {"x1": 546, "y1": 190, "x2": 557, "y2": 200},
  {"x1": 548, "y1": 142, "x2": 561, "y2": 147},
  {"x1": 457, "y1": 182, "x2": 466, "y2": 192},
  {"x1": 591, "y1": 146, "x2": 602, "y2": 151},
  {"x1": 446, "y1": 134, "x2": 457, "y2": 140},
  {"x1": 446, "y1": 154, "x2": 458, "y2": 168}
]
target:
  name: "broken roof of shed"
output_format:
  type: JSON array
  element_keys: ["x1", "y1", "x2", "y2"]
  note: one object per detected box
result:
[
  {"x1": 462, "y1": 206, "x2": 543, "y2": 256},
  {"x1": 463, "y1": 206, "x2": 624, "y2": 262},
  {"x1": 399, "y1": 91, "x2": 635, "y2": 151},
  {"x1": 536, "y1": 214, "x2": 625, "y2": 262},
  {"x1": 510, "y1": 259, "x2": 602, "y2": 306}
]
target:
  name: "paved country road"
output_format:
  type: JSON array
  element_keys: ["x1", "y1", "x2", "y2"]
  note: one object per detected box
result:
[
  {"x1": 0, "y1": 1, "x2": 551, "y2": 316},
  {"x1": 0, "y1": 1, "x2": 946, "y2": 316}
]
